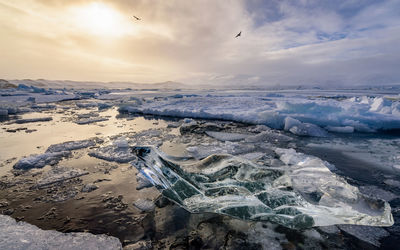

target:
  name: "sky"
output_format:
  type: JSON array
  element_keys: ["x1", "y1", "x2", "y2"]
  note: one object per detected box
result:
[{"x1": 0, "y1": 0, "x2": 399, "y2": 87}]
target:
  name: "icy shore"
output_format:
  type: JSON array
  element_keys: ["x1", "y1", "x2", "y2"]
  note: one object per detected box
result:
[
  {"x1": 120, "y1": 94, "x2": 400, "y2": 136},
  {"x1": 0, "y1": 215, "x2": 122, "y2": 250}
]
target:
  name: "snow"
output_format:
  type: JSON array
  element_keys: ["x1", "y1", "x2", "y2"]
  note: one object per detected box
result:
[
  {"x1": 0, "y1": 215, "x2": 122, "y2": 250},
  {"x1": 36, "y1": 166, "x2": 89, "y2": 188},
  {"x1": 14, "y1": 151, "x2": 71, "y2": 170},
  {"x1": 119, "y1": 94, "x2": 400, "y2": 134}
]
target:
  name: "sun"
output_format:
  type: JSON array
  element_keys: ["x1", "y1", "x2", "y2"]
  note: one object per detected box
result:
[{"x1": 72, "y1": 2, "x2": 128, "y2": 37}]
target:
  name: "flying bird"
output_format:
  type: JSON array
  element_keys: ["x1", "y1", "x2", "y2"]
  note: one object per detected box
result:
[
  {"x1": 235, "y1": 31, "x2": 241, "y2": 38},
  {"x1": 133, "y1": 15, "x2": 141, "y2": 21}
]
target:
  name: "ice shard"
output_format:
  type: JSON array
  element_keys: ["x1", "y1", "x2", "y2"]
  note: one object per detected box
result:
[{"x1": 131, "y1": 146, "x2": 393, "y2": 229}]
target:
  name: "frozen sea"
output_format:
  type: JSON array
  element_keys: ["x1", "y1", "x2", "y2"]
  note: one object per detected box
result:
[{"x1": 0, "y1": 82, "x2": 400, "y2": 249}]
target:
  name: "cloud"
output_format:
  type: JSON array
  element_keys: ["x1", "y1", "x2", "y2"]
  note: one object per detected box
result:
[{"x1": 0, "y1": 0, "x2": 399, "y2": 86}]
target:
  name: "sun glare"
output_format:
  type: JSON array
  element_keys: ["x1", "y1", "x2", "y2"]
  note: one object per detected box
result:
[{"x1": 72, "y1": 2, "x2": 128, "y2": 37}]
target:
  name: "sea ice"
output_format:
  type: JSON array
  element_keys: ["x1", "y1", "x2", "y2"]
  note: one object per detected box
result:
[
  {"x1": 119, "y1": 94, "x2": 400, "y2": 133},
  {"x1": 0, "y1": 215, "x2": 122, "y2": 250},
  {"x1": 284, "y1": 117, "x2": 328, "y2": 137},
  {"x1": 75, "y1": 117, "x2": 108, "y2": 125},
  {"x1": 89, "y1": 140, "x2": 136, "y2": 163},
  {"x1": 136, "y1": 172, "x2": 153, "y2": 190},
  {"x1": 131, "y1": 146, "x2": 393, "y2": 229},
  {"x1": 46, "y1": 139, "x2": 96, "y2": 153},
  {"x1": 325, "y1": 126, "x2": 354, "y2": 133},
  {"x1": 244, "y1": 130, "x2": 292, "y2": 143},
  {"x1": 14, "y1": 151, "x2": 71, "y2": 170},
  {"x1": 133, "y1": 198, "x2": 155, "y2": 212},
  {"x1": 15, "y1": 117, "x2": 52, "y2": 124},
  {"x1": 205, "y1": 131, "x2": 249, "y2": 141},
  {"x1": 36, "y1": 166, "x2": 89, "y2": 188}
]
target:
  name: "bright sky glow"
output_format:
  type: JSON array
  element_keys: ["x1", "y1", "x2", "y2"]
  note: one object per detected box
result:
[{"x1": 0, "y1": 0, "x2": 399, "y2": 86}]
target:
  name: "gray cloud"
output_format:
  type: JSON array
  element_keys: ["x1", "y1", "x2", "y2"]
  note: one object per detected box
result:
[{"x1": 0, "y1": 0, "x2": 399, "y2": 86}]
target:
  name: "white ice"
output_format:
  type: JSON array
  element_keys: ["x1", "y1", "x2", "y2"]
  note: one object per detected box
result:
[
  {"x1": 119, "y1": 94, "x2": 400, "y2": 134},
  {"x1": 14, "y1": 151, "x2": 71, "y2": 170},
  {"x1": 0, "y1": 215, "x2": 122, "y2": 250}
]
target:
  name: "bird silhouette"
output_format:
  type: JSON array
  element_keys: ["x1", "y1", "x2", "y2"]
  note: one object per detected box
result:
[
  {"x1": 235, "y1": 31, "x2": 241, "y2": 38},
  {"x1": 133, "y1": 15, "x2": 141, "y2": 21}
]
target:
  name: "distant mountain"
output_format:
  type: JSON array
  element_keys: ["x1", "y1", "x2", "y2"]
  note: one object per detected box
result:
[
  {"x1": 8, "y1": 79, "x2": 190, "y2": 90},
  {"x1": 0, "y1": 79, "x2": 17, "y2": 89}
]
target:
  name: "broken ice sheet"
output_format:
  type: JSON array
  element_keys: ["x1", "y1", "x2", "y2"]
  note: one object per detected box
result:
[
  {"x1": 36, "y1": 166, "x2": 89, "y2": 188},
  {"x1": 131, "y1": 146, "x2": 393, "y2": 229}
]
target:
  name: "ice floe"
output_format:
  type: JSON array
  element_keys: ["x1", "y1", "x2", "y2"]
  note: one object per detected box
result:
[
  {"x1": 0, "y1": 215, "x2": 122, "y2": 250},
  {"x1": 36, "y1": 166, "x2": 89, "y2": 188},
  {"x1": 119, "y1": 94, "x2": 400, "y2": 134},
  {"x1": 131, "y1": 146, "x2": 393, "y2": 229},
  {"x1": 14, "y1": 151, "x2": 71, "y2": 170},
  {"x1": 46, "y1": 139, "x2": 96, "y2": 153},
  {"x1": 15, "y1": 117, "x2": 52, "y2": 124},
  {"x1": 89, "y1": 138, "x2": 136, "y2": 163},
  {"x1": 205, "y1": 131, "x2": 249, "y2": 141},
  {"x1": 75, "y1": 117, "x2": 109, "y2": 125}
]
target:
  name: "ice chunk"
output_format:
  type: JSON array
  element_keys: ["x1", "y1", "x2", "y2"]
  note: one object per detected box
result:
[
  {"x1": 136, "y1": 172, "x2": 153, "y2": 190},
  {"x1": 75, "y1": 117, "x2": 108, "y2": 125},
  {"x1": 97, "y1": 102, "x2": 112, "y2": 110},
  {"x1": 81, "y1": 183, "x2": 99, "y2": 192},
  {"x1": 113, "y1": 137, "x2": 129, "y2": 148},
  {"x1": 131, "y1": 146, "x2": 393, "y2": 229},
  {"x1": 369, "y1": 97, "x2": 390, "y2": 112},
  {"x1": 133, "y1": 198, "x2": 155, "y2": 212},
  {"x1": 0, "y1": 215, "x2": 122, "y2": 250},
  {"x1": 15, "y1": 117, "x2": 52, "y2": 124},
  {"x1": 325, "y1": 126, "x2": 354, "y2": 133},
  {"x1": 205, "y1": 131, "x2": 249, "y2": 142},
  {"x1": 284, "y1": 117, "x2": 328, "y2": 137},
  {"x1": 14, "y1": 151, "x2": 71, "y2": 170},
  {"x1": 245, "y1": 130, "x2": 292, "y2": 143},
  {"x1": 36, "y1": 166, "x2": 89, "y2": 188},
  {"x1": 186, "y1": 141, "x2": 255, "y2": 159},
  {"x1": 89, "y1": 143, "x2": 136, "y2": 163},
  {"x1": 46, "y1": 139, "x2": 95, "y2": 153},
  {"x1": 338, "y1": 224, "x2": 389, "y2": 247}
]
